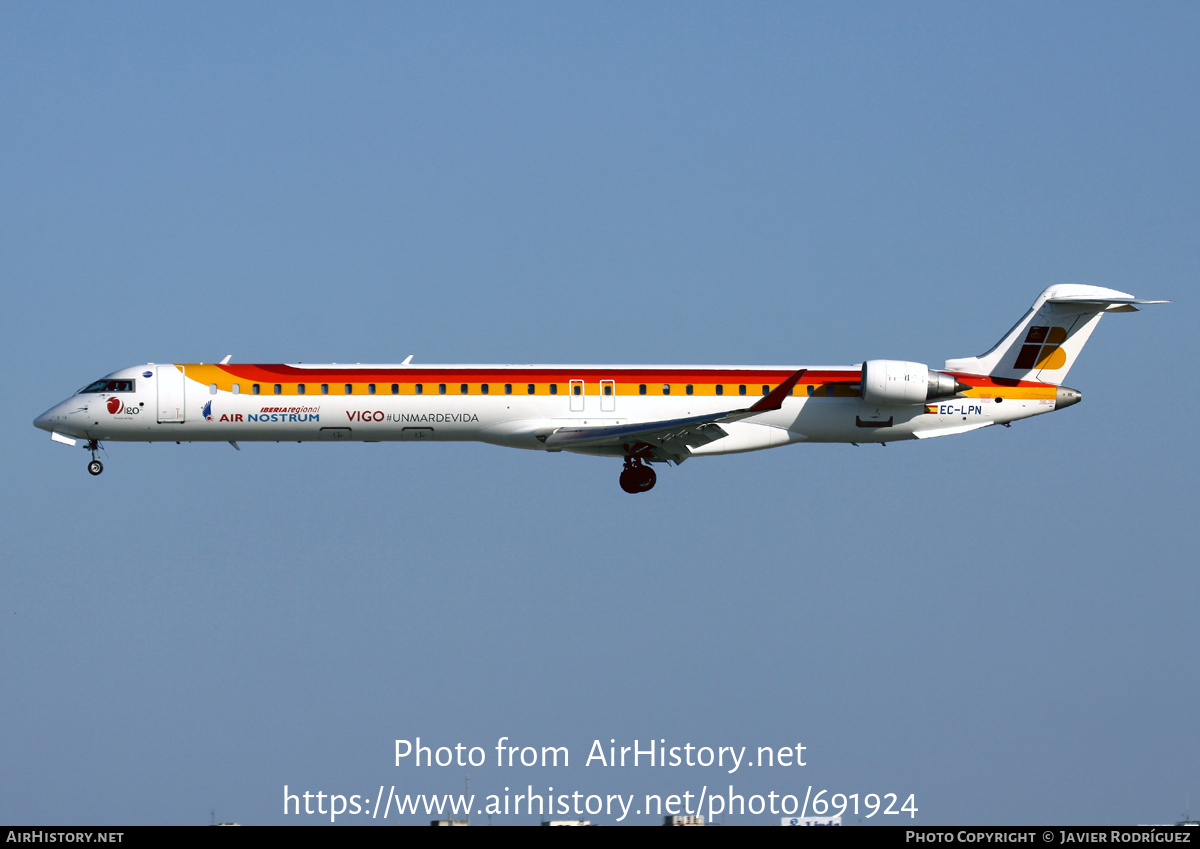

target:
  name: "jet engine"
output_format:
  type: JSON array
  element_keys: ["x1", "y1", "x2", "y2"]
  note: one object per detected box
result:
[{"x1": 860, "y1": 360, "x2": 967, "y2": 406}]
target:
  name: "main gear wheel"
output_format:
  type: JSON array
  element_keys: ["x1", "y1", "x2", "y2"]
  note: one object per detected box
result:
[{"x1": 618, "y1": 458, "x2": 656, "y2": 493}]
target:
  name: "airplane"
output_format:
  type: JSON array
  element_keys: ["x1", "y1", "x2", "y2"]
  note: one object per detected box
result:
[{"x1": 34, "y1": 285, "x2": 1164, "y2": 493}]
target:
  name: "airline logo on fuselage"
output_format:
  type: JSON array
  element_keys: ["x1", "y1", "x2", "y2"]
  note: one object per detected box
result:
[
  {"x1": 204, "y1": 405, "x2": 323, "y2": 423},
  {"x1": 249, "y1": 404, "x2": 320, "y2": 422},
  {"x1": 199, "y1": 405, "x2": 481, "y2": 424}
]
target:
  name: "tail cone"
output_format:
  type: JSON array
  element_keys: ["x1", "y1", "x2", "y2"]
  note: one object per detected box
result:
[{"x1": 1056, "y1": 386, "x2": 1082, "y2": 409}]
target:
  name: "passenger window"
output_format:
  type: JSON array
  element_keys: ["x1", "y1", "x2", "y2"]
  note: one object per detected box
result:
[
  {"x1": 762, "y1": 385, "x2": 769, "y2": 395},
  {"x1": 826, "y1": 385, "x2": 835, "y2": 397},
  {"x1": 527, "y1": 384, "x2": 535, "y2": 394},
  {"x1": 368, "y1": 384, "x2": 376, "y2": 395},
  {"x1": 505, "y1": 384, "x2": 512, "y2": 395},
  {"x1": 739, "y1": 385, "x2": 746, "y2": 396},
  {"x1": 321, "y1": 384, "x2": 329, "y2": 394},
  {"x1": 686, "y1": 384, "x2": 693, "y2": 395},
  {"x1": 414, "y1": 384, "x2": 422, "y2": 395},
  {"x1": 550, "y1": 384, "x2": 558, "y2": 395},
  {"x1": 460, "y1": 384, "x2": 468, "y2": 394},
  {"x1": 345, "y1": 384, "x2": 352, "y2": 394},
  {"x1": 481, "y1": 384, "x2": 489, "y2": 394},
  {"x1": 662, "y1": 384, "x2": 670, "y2": 395},
  {"x1": 716, "y1": 385, "x2": 723, "y2": 396},
  {"x1": 209, "y1": 383, "x2": 217, "y2": 395},
  {"x1": 439, "y1": 384, "x2": 446, "y2": 394},
  {"x1": 639, "y1": 384, "x2": 646, "y2": 395},
  {"x1": 232, "y1": 384, "x2": 240, "y2": 395},
  {"x1": 807, "y1": 385, "x2": 815, "y2": 396},
  {"x1": 298, "y1": 384, "x2": 306, "y2": 395},
  {"x1": 273, "y1": 384, "x2": 281, "y2": 395},
  {"x1": 252, "y1": 384, "x2": 260, "y2": 395},
  {"x1": 392, "y1": 384, "x2": 400, "y2": 395}
]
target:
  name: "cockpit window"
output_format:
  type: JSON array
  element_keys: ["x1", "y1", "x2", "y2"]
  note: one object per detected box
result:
[{"x1": 78, "y1": 379, "x2": 135, "y2": 394}]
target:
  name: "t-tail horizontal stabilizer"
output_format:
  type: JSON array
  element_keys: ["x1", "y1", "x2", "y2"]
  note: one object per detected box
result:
[{"x1": 944, "y1": 285, "x2": 1167, "y2": 385}]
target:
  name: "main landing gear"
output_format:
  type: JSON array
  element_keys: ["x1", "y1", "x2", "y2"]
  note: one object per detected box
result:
[
  {"x1": 619, "y1": 457, "x2": 657, "y2": 494},
  {"x1": 85, "y1": 439, "x2": 104, "y2": 476}
]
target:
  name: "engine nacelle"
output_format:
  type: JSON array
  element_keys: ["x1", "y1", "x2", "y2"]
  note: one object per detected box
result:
[{"x1": 860, "y1": 360, "x2": 965, "y2": 406}]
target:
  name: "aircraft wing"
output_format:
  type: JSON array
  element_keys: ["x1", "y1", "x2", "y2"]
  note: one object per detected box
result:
[{"x1": 541, "y1": 369, "x2": 806, "y2": 462}]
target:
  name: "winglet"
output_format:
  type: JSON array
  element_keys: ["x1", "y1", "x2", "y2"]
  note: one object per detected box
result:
[{"x1": 748, "y1": 369, "x2": 807, "y2": 413}]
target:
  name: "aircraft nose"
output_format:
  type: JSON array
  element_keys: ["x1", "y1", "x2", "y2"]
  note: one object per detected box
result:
[{"x1": 34, "y1": 399, "x2": 73, "y2": 433}]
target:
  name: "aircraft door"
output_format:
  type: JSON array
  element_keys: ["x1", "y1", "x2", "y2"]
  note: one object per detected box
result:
[
  {"x1": 600, "y1": 379, "x2": 615, "y2": 412},
  {"x1": 569, "y1": 379, "x2": 585, "y2": 413},
  {"x1": 157, "y1": 365, "x2": 186, "y2": 422}
]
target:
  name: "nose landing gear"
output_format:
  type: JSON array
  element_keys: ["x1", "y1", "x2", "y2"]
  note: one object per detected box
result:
[
  {"x1": 619, "y1": 457, "x2": 657, "y2": 494},
  {"x1": 85, "y1": 439, "x2": 104, "y2": 475}
]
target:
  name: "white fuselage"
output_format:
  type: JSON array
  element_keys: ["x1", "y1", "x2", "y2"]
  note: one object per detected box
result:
[{"x1": 34, "y1": 362, "x2": 1065, "y2": 460}]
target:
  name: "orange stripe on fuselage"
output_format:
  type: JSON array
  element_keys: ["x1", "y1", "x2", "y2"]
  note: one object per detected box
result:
[
  {"x1": 177, "y1": 364, "x2": 1057, "y2": 401},
  {"x1": 949, "y1": 373, "x2": 1057, "y2": 401}
]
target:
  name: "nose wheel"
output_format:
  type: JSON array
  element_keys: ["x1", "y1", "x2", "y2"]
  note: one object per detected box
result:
[
  {"x1": 619, "y1": 457, "x2": 657, "y2": 493},
  {"x1": 84, "y1": 439, "x2": 105, "y2": 475}
]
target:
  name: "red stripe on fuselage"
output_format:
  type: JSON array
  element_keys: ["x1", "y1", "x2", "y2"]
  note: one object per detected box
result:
[{"x1": 216, "y1": 365, "x2": 862, "y2": 384}]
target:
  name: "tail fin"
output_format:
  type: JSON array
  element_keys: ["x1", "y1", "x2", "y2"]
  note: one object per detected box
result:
[{"x1": 944, "y1": 285, "x2": 1166, "y2": 385}]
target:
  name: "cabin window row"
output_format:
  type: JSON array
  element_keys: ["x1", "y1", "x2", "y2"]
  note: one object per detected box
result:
[
  {"x1": 637, "y1": 384, "x2": 773, "y2": 396},
  {"x1": 212, "y1": 382, "x2": 845, "y2": 396},
  {"x1": 227, "y1": 382, "x2": 567, "y2": 395}
]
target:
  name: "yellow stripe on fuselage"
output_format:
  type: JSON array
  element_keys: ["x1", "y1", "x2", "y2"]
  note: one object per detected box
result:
[{"x1": 177, "y1": 364, "x2": 1057, "y2": 402}]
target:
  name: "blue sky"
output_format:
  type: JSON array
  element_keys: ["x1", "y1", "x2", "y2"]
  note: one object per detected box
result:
[{"x1": 2, "y1": 2, "x2": 1196, "y2": 825}]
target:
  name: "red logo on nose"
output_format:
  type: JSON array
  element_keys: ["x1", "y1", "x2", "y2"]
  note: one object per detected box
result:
[{"x1": 106, "y1": 397, "x2": 122, "y2": 414}]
